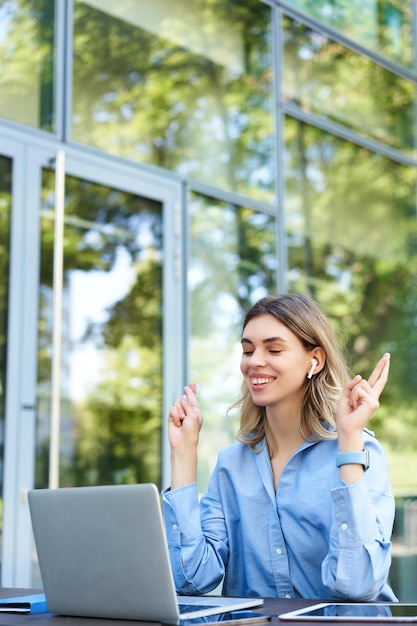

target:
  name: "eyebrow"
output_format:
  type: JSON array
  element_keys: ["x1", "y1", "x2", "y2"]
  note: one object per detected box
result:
[{"x1": 241, "y1": 336, "x2": 288, "y2": 346}]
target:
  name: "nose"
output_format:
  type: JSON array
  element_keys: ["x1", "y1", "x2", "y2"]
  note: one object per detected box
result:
[{"x1": 249, "y1": 348, "x2": 266, "y2": 367}]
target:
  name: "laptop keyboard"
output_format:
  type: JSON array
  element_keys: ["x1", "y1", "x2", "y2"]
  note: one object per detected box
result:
[{"x1": 178, "y1": 603, "x2": 221, "y2": 615}]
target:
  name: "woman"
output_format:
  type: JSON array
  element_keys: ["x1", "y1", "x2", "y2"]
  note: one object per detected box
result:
[{"x1": 162, "y1": 293, "x2": 397, "y2": 601}]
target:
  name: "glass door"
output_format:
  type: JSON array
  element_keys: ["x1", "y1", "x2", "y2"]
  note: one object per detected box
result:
[
  {"x1": 36, "y1": 166, "x2": 165, "y2": 491},
  {"x1": 1, "y1": 137, "x2": 183, "y2": 587}
]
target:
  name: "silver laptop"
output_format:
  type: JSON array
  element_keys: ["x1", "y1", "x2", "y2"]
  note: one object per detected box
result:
[{"x1": 28, "y1": 483, "x2": 263, "y2": 623}]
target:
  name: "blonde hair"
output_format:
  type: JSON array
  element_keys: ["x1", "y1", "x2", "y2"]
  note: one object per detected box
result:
[{"x1": 234, "y1": 293, "x2": 350, "y2": 452}]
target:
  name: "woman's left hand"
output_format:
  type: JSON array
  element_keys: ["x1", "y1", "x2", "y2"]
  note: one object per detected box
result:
[{"x1": 336, "y1": 353, "x2": 390, "y2": 449}]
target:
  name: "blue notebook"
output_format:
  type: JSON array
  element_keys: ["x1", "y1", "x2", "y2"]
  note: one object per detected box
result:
[{"x1": 0, "y1": 593, "x2": 48, "y2": 614}]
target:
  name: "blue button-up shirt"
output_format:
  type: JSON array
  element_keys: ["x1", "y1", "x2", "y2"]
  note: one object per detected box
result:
[{"x1": 162, "y1": 430, "x2": 396, "y2": 601}]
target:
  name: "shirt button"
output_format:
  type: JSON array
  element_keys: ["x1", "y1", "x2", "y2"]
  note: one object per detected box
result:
[
  {"x1": 275, "y1": 548, "x2": 282, "y2": 555},
  {"x1": 341, "y1": 523, "x2": 348, "y2": 530},
  {"x1": 172, "y1": 524, "x2": 178, "y2": 530},
  {"x1": 285, "y1": 594, "x2": 291, "y2": 599}
]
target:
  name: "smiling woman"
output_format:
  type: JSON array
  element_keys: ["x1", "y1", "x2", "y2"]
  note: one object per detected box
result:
[
  {"x1": 162, "y1": 292, "x2": 396, "y2": 602},
  {"x1": 0, "y1": 0, "x2": 415, "y2": 601},
  {"x1": 236, "y1": 294, "x2": 348, "y2": 449}
]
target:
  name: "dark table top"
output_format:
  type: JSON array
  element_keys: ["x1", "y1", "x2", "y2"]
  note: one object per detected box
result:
[{"x1": 0, "y1": 588, "x2": 404, "y2": 626}]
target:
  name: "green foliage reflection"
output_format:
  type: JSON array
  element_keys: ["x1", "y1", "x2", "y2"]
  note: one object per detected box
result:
[
  {"x1": 283, "y1": 16, "x2": 415, "y2": 155},
  {"x1": 188, "y1": 193, "x2": 277, "y2": 487},
  {"x1": 72, "y1": 0, "x2": 274, "y2": 201},
  {"x1": 37, "y1": 171, "x2": 163, "y2": 488},
  {"x1": 285, "y1": 119, "x2": 417, "y2": 492},
  {"x1": 0, "y1": 0, "x2": 55, "y2": 130},
  {"x1": 289, "y1": 0, "x2": 412, "y2": 68}
]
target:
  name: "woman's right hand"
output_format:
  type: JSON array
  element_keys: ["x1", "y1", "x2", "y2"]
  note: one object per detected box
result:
[{"x1": 168, "y1": 383, "x2": 203, "y2": 488}]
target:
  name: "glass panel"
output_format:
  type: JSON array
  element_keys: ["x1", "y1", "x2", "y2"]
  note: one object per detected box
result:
[
  {"x1": 36, "y1": 172, "x2": 163, "y2": 489},
  {"x1": 283, "y1": 16, "x2": 416, "y2": 156},
  {"x1": 0, "y1": 0, "x2": 56, "y2": 131},
  {"x1": 188, "y1": 192, "x2": 277, "y2": 488},
  {"x1": 0, "y1": 155, "x2": 12, "y2": 581},
  {"x1": 284, "y1": 116, "x2": 417, "y2": 601},
  {"x1": 72, "y1": 0, "x2": 274, "y2": 202},
  {"x1": 289, "y1": 0, "x2": 413, "y2": 69}
]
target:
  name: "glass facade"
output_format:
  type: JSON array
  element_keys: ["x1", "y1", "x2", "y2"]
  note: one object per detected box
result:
[
  {"x1": 36, "y1": 170, "x2": 164, "y2": 489},
  {"x1": 188, "y1": 192, "x2": 277, "y2": 485},
  {"x1": 0, "y1": 0, "x2": 416, "y2": 600},
  {"x1": 285, "y1": 120, "x2": 417, "y2": 307},
  {"x1": 0, "y1": 0, "x2": 56, "y2": 131},
  {"x1": 72, "y1": 0, "x2": 275, "y2": 201},
  {"x1": 283, "y1": 16, "x2": 416, "y2": 155},
  {"x1": 288, "y1": 0, "x2": 413, "y2": 69}
]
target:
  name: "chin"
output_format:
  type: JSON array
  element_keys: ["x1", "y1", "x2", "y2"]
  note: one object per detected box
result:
[{"x1": 252, "y1": 398, "x2": 267, "y2": 407}]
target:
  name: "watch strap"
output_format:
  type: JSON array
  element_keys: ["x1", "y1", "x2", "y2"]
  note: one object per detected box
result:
[{"x1": 336, "y1": 449, "x2": 370, "y2": 470}]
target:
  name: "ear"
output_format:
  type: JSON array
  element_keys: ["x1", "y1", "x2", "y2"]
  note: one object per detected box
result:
[{"x1": 307, "y1": 347, "x2": 326, "y2": 378}]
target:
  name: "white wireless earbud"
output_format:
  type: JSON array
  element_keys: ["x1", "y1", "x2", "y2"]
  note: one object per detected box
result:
[{"x1": 307, "y1": 358, "x2": 318, "y2": 379}]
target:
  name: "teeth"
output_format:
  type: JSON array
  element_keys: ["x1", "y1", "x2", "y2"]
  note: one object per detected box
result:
[{"x1": 251, "y1": 378, "x2": 273, "y2": 385}]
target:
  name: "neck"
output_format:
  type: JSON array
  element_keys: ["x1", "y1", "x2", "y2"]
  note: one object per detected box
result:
[{"x1": 265, "y1": 405, "x2": 304, "y2": 458}]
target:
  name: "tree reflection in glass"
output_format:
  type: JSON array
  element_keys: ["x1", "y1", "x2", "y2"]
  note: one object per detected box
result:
[
  {"x1": 289, "y1": 0, "x2": 412, "y2": 69},
  {"x1": 37, "y1": 170, "x2": 163, "y2": 488},
  {"x1": 72, "y1": 0, "x2": 274, "y2": 202},
  {"x1": 0, "y1": 0, "x2": 55, "y2": 130},
  {"x1": 188, "y1": 192, "x2": 277, "y2": 488},
  {"x1": 283, "y1": 16, "x2": 415, "y2": 155},
  {"x1": 284, "y1": 117, "x2": 417, "y2": 494}
]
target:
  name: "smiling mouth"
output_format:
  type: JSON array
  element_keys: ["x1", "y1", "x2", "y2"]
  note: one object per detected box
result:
[{"x1": 250, "y1": 377, "x2": 275, "y2": 385}]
